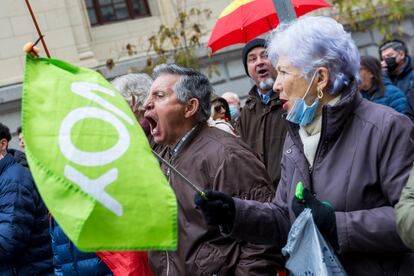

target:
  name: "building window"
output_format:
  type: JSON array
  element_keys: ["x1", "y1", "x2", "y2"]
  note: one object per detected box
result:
[{"x1": 85, "y1": 0, "x2": 151, "y2": 26}]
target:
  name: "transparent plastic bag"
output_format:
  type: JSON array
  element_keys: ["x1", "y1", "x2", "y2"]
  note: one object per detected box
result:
[{"x1": 282, "y1": 209, "x2": 347, "y2": 276}]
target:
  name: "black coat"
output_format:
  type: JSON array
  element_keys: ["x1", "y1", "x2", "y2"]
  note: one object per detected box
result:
[{"x1": 238, "y1": 86, "x2": 287, "y2": 188}]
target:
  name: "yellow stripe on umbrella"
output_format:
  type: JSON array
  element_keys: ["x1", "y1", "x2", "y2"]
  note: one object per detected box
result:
[{"x1": 208, "y1": 0, "x2": 332, "y2": 53}]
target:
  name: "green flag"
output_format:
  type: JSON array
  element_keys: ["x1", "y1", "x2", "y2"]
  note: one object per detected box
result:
[{"x1": 22, "y1": 55, "x2": 177, "y2": 251}]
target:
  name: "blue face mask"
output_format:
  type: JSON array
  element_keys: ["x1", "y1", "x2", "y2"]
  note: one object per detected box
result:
[
  {"x1": 229, "y1": 105, "x2": 240, "y2": 120},
  {"x1": 286, "y1": 71, "x2": 322, "y2": 126}
]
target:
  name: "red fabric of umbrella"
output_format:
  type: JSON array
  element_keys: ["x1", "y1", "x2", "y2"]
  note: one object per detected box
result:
[{"x1": 208, "y1": 0, "x2": 332, "y2": 53}]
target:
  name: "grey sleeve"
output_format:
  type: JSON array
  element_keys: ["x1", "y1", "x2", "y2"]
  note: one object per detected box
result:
[{"x1": 229, "y1": 159, "x2": 291, "y2": 248}]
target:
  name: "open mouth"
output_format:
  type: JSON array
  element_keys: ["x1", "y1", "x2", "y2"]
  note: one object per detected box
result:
[
  {"x1": 279, "y1": 94, "x2": 289, "y2": 110},
  {"x1": 281, "y1": 100, "x2": 289, "y2": 111},
  {"x1": 257, "y1": 68, "x2": 269, "y2": 78},
  {"x1": 144, "y1": 114, "x2": 159, "y2": 136}
]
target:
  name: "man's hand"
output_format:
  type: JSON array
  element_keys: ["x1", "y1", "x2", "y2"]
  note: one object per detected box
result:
[
  {"x1": 194, "y1": 190, "x2": 235, "y2": 231},
  {"x1": 292, "y1": 188, "x2": 338, "y2": 247}
]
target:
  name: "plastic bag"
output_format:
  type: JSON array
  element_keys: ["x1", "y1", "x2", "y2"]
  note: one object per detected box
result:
[{"x1": 282, "y1": 209, "x2": 347, "y2": 276}]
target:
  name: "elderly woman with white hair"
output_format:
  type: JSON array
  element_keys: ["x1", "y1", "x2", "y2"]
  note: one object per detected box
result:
[
  {"x1": 112, "y1": 73, "x2": 153, "y2": 136},
  {"x1": 195, "y1": 16, "x2": 414, "y2": 275}
]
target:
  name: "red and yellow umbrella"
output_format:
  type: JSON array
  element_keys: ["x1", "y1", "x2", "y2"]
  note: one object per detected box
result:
[{"x1": 208, "y1": 0, "x2": 332, "y2": 53}]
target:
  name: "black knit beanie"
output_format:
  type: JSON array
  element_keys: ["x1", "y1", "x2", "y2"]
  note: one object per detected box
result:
[{"x1": 242, "y1": 38, "x2": 267, "y2": 77}]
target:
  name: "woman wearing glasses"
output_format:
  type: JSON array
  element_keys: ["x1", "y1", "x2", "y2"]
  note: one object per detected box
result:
[{"x1": 208, "y1": 97, "x2": 236, "y2": 135}]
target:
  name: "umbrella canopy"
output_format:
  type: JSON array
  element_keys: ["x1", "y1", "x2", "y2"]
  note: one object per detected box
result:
[{"x1": 208, "y1": 0, "x2": 332, "y2": 53}]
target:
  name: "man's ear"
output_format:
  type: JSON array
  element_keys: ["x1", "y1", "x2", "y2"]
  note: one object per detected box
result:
[
  {"x1": 398, "y1": 50, "x2": 406, "y2": 61},
  {"x1": 0, "y1": 138, "x2": 8, "y2": 153},
  {"x1": 184, "y1": 98, "x2": 200, "y2": 119},
  {"x1": 317, "y1": 67, "x2": 330, "y2": 92}
]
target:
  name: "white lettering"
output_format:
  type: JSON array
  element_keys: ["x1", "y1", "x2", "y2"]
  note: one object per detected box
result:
[
  {"x1": 57, "y1": 82, "x2": 134, "y2": 216},
  {"x1": 58, "y1": 107, "x2": 130, "y2": 167},
  {"x1": 64, "y1": 165, "x2": 123, "y2": 216},
  {"x1": 71, "y1": 82, "x2": 134, "y2": 125}
]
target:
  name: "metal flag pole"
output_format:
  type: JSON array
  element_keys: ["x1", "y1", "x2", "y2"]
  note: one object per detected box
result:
[
  {"x1": 24, "y1": 0, "x2": 51, "y2": 58},
  {"x1": 152, "y1": 150, "x2": 207, "y2": 200},
  {"x1": 272, "y1": 0, "x2": 297, "y2": 22}
]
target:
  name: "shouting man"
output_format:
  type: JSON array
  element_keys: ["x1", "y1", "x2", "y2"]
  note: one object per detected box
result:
[
  {"x1": 239, "y1": 38, "x2": 287, "y2": 189},
  {"x1": 144, "y1": 64, "x2": 282, "y2": 275}
]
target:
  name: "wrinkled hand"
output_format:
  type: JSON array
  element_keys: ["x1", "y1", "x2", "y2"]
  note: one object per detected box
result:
[
  {"x1": 194, "y1": 190, "x2": 235, "y2": 231},
  {"x1": 292, "y1": 188, "x2": 338, "y2": 247}
]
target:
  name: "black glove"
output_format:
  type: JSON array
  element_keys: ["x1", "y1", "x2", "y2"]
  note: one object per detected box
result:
[
  {"x1": 194, "y1": 190, "x2": 235, "y2": 231},
  {"x1": 292, "y1": 188, "x2": 338, "y2": 248}
]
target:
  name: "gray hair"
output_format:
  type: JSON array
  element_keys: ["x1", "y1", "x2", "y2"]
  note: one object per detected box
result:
[
  {"x1": 267, "y1": 16, "x2": 360, "y2": 95},
  {"x1": 222, "y1": 91, "x2": 240, "y2": 103},
  {"x1": 379, "y1": 39, "x2": 408, "y2": 55},
  {"x1": 112, "y1": 73, "x2": 153, "y2": 111},
  {"x1": 152, "y1": 64, "x2": 213, "y2": 122}
]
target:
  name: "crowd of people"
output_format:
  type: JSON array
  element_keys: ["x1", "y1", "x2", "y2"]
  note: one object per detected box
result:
[{"x1": 1, "y1": 15, "x2": 414, "y2": 275}]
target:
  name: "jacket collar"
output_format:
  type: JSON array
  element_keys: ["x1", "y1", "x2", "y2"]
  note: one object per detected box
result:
[
  {"x1": 245, "y1": 85, "x2": 282, "y2": 110},
  {"x1": 0, "y1": 154, "x2": 15, "y2": 176},
  {"x1": 286, "y1": 81, "x2": 361, "y2": 144},
  {"x1": 7, "y1": 149, "x2": 28, "y2": 167},
  {"x1": 397, "y1": 55, "x2": 414, "y2": 80},
  {"x1": 166, "y1": 122, "x2": 207, "y2": 162},
  {"x1": 389, "y1": 55, "x2": 413, "y2": 82},
  {"x1": 169, "y1": 125, "x2": 199, "y2": 159},
  {"x1": 360, "y1": 84, "x2": 381, "y2": 100}
]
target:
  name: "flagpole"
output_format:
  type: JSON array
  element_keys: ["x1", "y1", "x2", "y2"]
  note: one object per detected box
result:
[
  {"x1": 272, "y1": 0, "x2": 297, "y2": 22},
  {"x1": 24, "y1": 0, "x2": 51, "y2": 58},
  {"x1": 151, "y1": 150, "x2": 207, "y2": 200}
]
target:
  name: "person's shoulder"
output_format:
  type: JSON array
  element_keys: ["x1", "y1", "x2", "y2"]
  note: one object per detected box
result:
[
  {"x1": 214, "y1": 121, "x2": 235, "y2": 134},
  {"x1": 384, "y1": 83, "x2": 406, "y2": 98},
  {"x1": 0, "y1": 161, "x2": 27, "y2": 192},
  {"x1": 406, "y1": 64, "x2": 414, "y2": 78},
  {"x1": 7, "y1": 149, "x2": 28, "y2": 167},
  {"x1": 1, "y1": 159, "x2": 33, "y2": 189},
  {"x1": 247, "y1": 84, "x2": 257, "y2": 95},
  {"x1": 356, "y1": 98, "x2": 412, "y2": 129},
  {"x1": 0, "y1": 157, "x2": 20, "y2": 178},
  {"x1": 198, "y1": 126, "x2": 251, "y2": 153},
  {"x1": 201, "y1": 125, "x2": 239, "y2": 143},
  {"x1": 243, "y1": 86, "x2": 259, "y2": 107},
  {"x1": 400, "y1": 67, "x2": 414, "y2": 85},
  {"x1": 407, "y1": 70, "x2": 414, "y2": 86},
  {"x1": 197, "y1": 127, "x2": 268, "y2": 175},
  {"x1": 182, "y1": 127, "x2": 235, "y2": 169}
]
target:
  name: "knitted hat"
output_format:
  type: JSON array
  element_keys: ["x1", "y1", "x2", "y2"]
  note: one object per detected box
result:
[{"x1": 242, "y1": 38, "x2": 267, "y2": 76}]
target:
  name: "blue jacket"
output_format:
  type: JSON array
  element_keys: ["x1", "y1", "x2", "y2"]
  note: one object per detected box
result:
[
  {"x1": 0, "y1": 154, "x2": 53, "y2": 275},
  {"x1": 360, "y1": 80, "x2": 407, "y2": 113},
  {"x1": 385, "y1": 55, "x2": 414, "y2": 121},
  {"x1": 50, "y1": 217, "x2": 112, "y2": 275},
  {"x1": 7, "y1": 149, "x2": 28, "y2": 167},
  {"x1": 388, "y1": 56, "x2": 414, "y2": 95}
]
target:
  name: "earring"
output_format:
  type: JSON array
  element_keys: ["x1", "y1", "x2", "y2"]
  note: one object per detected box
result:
[{"x1": 317, "y1": 87, "x2": 324, "y2": 99}]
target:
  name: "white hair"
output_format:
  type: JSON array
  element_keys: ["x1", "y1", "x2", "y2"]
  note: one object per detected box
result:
[
  {"x1": 267, "y1": 16, "x2": 360, "y2": 95},
  {"x1": 112, "y1": 73, "x2": 153, "y2": 111},
  {"x1": 221, "y1": 92, "x2": 240, "y2": 103}
]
